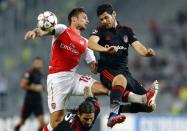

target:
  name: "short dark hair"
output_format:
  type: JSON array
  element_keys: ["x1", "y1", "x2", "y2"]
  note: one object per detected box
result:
[
  {"x1": 97, "y1": 3, "x2": 114, "y2": 16},
  {"x1": 32, "y1": 56, "x2": 42, "y2": 62},
  {"x1": 68, "y1": 7, "x2": 86, "y2": 25},
  {"x1": 78, "y1": 101, "x2": 95, "y2": 115}
]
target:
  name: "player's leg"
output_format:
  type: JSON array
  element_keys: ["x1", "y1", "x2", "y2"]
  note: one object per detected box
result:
[
  {"x1": 122, "y1": 70, "x2": 159, "y2": 112},
  {"x1": 107, "y1": 74, "x2": 127, "y2": 128},
  {"x1": 43, "y1": 73, "x2": 73, "y2": 131},
  {"x1": 37, "y1": 114, "x2": 45, "y2": 131},
  {"x1": 72, "y1": 74, "x2": 109, "y2": 96},
  {"x1": 100, "y1": 69, "x2": 126, "y2": 127},
  {"x1": 33, "y1": 103, "x2": 45, "y2": 131},
  {"x1": 14, "y1": 104, "x2": 31, "y2": 131},
  {"x1": 91, "y1": 81, "x2": 109, "y2": 95}
]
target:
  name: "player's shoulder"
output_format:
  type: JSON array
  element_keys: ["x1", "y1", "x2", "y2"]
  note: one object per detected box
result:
[
  {"x1": 24, "y1": 68, "x2": 32, "y2": 78},
  {"x1": 118, "y1": 23, "x2": 132, "y2": 30},
  {"x1": 26, "y1": 68, "x2": 33, "y2": 75},
  {"x1": 54, "y1": 24, "x2": 67, "y2": 29},
  {"x1": 91, "y1": 24, "x2": 105, "y2": 35}
]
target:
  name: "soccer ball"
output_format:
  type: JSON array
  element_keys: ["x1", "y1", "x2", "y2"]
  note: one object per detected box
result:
[{"x1": 37, "y1": 11, "x2": 58, "y2": 31}]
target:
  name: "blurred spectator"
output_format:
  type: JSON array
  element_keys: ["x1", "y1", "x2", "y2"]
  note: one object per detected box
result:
[
  {"x1": 0, "y1": 72, "x2": 8, "y2": 111},
  {"x1": 176, "y1": 10, "x2": 187, "y2": 27},
  {"x1": 149, "y1": 19, "x2": 163, "y2": 48}
]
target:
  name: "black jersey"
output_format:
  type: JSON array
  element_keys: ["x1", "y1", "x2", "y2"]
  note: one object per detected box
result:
[
  {"x1": 54, "y1": 97, "x2": 100, "y2": 131},
  {"x1": 23, "y1": 68, "x2": 43, "y2": 101},
  {"x1": 91, "y1": 22, "x2": 138, "y2": 72}
]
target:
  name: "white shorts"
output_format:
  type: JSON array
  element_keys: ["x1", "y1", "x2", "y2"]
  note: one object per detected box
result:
[{"x1": 47, "y1": 71, "x2": 96, "y2": 113}]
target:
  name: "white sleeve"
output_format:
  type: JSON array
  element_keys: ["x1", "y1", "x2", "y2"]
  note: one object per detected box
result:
[
  {"x1": 54, "y1": 24, "x2": 67, "y2": 37},
  {"x1": 84, "y1": 47, "x2": 96, "y2": 64}
]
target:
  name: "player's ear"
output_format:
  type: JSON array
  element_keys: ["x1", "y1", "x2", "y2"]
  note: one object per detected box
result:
[
  {"x1": 112, "y1": 11, "x2": 116, "y2": 18},
  {"x1": 71, "y1": 16, "x2": 77, "y2": 23},
  {"x1": 77, "y1": 111, "x2": 80, "y2": 117}
]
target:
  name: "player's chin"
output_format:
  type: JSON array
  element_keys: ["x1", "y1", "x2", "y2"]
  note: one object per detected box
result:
[{"x1": 80, "y1": 26, "x2": 87, "y2": 31}]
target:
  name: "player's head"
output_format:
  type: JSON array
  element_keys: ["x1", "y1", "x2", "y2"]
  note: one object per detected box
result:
[
  {"x1": 32, "y1": 57, "x2": 43, "y2": 70},
  {"x1": 97, "y1": 3, "x2": 117, "y2": 28},
  {"x1": 68, "y1": 8, "x2": 89, "y2": 30},
  {"x1": 77, "y1": 101, "x2": 95, "y2": 128}
]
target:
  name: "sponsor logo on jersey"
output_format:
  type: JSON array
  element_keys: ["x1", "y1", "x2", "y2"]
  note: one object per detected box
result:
[
  {"x1": 92, "y1": 29, "x2": 98, "y2": 34},
  {"x1": 60, "y1": 43, "x2": 79, "y2": 55},
  {"x1": 105, "y1": 44, "x2": 127, "y2": 50}
]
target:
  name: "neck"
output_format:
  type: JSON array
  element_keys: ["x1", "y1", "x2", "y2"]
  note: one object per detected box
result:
[
  {"x1": 70, "y1": 25, "x2": 81, "y2": 35},
  {"x1": 113, "y1": 20, "x2": 118, "y2": 28}
]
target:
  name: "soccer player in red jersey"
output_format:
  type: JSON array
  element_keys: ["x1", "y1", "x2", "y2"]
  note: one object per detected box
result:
[{"x1": 24, "y1": 8, "x2": 111, "y2": 131}]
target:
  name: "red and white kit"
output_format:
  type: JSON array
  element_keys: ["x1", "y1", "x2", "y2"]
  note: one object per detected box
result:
[{"x1": 47, "y1": 24, "x2": 96, "y2": 113}]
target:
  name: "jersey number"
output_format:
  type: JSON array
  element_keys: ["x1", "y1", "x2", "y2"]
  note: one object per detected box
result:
[{"x1": 79, "y1": 76, "x2": 91, "y2": 82}]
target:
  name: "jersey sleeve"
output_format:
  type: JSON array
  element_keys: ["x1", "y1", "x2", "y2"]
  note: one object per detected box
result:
[
  {"x1": 90, "y1": 26, "x2": 102, "y2": 37},
  {"x1": 84, "y1": 48, "x2": 96, "y2": 64},
  {"x1": 127, "y1": 27, "x2": 138, "y2": 45},
  {"x1": 54, "y1": 24, "x2": 67, "y2": 37}
]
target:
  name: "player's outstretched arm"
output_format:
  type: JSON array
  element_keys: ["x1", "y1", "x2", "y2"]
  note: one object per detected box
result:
[
  {"x1": 24, "y1": 28, "x2": 52, "y2": 40},
  {"x1": 88, "y1": 35, "x2": 118, "y2": 53},
  {"x1": 132, "y1": 41, "x2": 156, "y2": 57}
]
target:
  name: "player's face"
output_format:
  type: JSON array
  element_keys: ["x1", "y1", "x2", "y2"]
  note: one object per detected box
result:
[
  {"x1": 98, "y1": 11, "x2": 116, "y2": 28},
  {"x1": 76, "y1": 12, "x2": 89, "y2": 30},
  {"x1": 79, "y1": 113, "x2": 95, "y2": 127},
  {"x1": 32, "y1": 59, "x2": 43, "y2": 70}
]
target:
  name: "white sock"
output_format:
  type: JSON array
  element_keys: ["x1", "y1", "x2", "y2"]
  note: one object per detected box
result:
[{"x1": 128, "y1": 92, "x2": 146, "y2": 103}]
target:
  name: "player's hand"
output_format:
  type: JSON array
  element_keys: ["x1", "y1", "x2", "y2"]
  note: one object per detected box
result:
[
  {"x1": 89, "y1": 61, "x2": 98, "y2": 74},
  {"x1": 146, "y1": 48, "x2": 156, "y2": 57},
  {"x1": 24, "y1": 31, "x2": 37, "y2": 40},
  {"x1": 106, "y1": 46, "x2": 118, "y2": 54}
]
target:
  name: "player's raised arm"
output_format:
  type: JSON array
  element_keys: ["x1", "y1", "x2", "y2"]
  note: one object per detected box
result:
[
  {"x1": 24, "y1": 28, "x2": 52, "y2": 40},
  {"x1": 84, "y1": 48, "x2": 98, "y2": 74},
  {"x1": 24, "y1": 11, "x2": 58, "y2": 40},
  {"x1": 131, "y1": 41, "x2": 156, "y2": 57},
  {"x1": 88, "y1": 35, "x2": 118, "y2": 53}
]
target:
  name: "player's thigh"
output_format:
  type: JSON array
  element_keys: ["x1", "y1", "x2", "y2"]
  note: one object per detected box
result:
[
  {"x1": 33, "y1": 102, "x2": 44, "y2": 120},
  {"x1": 124, "y1": 71, "x2": 146, "y2": 95},
  {"x1": 50, "y1": 110, "x2": 64, "y2": 128},
  {"x1": 47, "y1": 74, "x2": 73, "y2": 113},
  {"x1": 72, "y1": 74, "x2": 96, "y2": 95}
]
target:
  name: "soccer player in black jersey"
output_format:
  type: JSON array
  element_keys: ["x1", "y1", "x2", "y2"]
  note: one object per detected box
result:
[
  {"x1": 53, "y1": 87, "x2": 100, "y2": 131},
  {"x1": 88, "y1": 3, "x2": 159, "y2": 128},
  {"x1": 14, "y1": 57, "x2": 45, "y2": 131}
]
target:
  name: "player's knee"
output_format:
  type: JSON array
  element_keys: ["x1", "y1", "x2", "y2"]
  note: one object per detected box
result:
[
  {"x1": 145, "y1": 106, "x2": 155, "y2": 113},
  {"x1": 91, "y1": 81, "x2": 109, "y2": 95},
  {"x1": 50, "y1": 111, "x2": 64, "y2": 128},
  {"x1": 112, "y1": 74, "x2": 127, "y2": 87}
]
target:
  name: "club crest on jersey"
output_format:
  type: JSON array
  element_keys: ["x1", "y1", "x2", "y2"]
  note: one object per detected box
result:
[
  {"x1": 123, "y1": 35, "x2": 128, "y2": 43},
  {"x1": 80, "y1": 40, "x2": 84, "y2": 45},
  {"x1": 92, "y1": 29, "x2": 98, "y2": 34},
  {"x1": 51, "y1": 103, "x2": 56, "y2": 109}
]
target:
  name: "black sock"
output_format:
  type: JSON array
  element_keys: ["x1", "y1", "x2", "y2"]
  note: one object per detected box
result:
[{"x1": 110, "y1": 85, "x2": 124, "y2": 114}]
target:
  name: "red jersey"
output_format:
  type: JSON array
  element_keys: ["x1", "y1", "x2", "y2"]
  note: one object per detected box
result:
[{"x1": 48, "y1": 24, "x2": 93, "y2": 74}]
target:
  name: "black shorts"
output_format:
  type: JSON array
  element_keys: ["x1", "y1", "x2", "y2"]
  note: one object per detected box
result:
[
  {"x1": 21, "y1": 100, "x2": 44, "y2": 119},
  {"x1": 100, "y1": 68, "x2": 146, "y2": 95}
]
